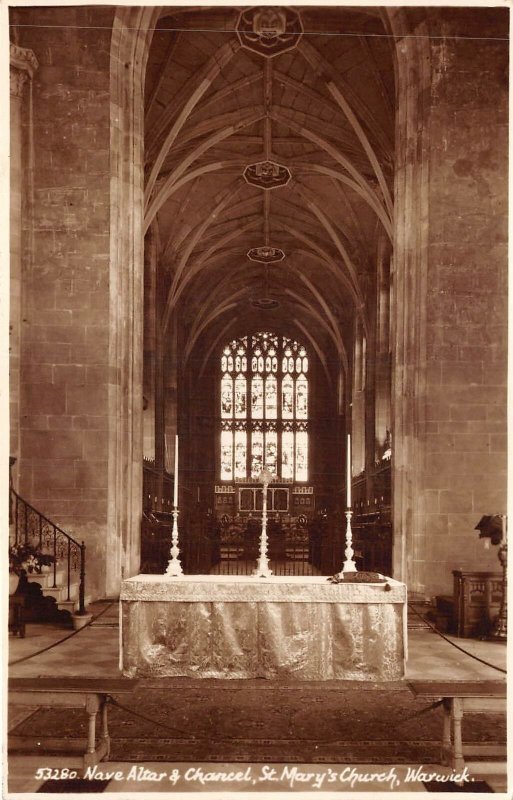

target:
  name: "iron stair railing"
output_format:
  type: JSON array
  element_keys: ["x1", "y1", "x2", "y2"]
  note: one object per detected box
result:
[{"x1": 10, "y1": 488, "x2": 86, "y2": 614}]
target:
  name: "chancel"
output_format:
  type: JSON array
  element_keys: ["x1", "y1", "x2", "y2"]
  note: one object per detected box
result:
[{"x1": 7, "y1": 3, "x2": 508, "y2": 792}]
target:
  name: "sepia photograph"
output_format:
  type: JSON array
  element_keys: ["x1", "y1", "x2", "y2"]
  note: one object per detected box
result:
[{"x1": 4, "y1": 1, "x2": 508, "y2": 796}]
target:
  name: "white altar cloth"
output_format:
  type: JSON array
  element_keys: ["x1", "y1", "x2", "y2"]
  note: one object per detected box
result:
[{"x1": 120, "y1": 574, "x2": 407, "y2": 681}]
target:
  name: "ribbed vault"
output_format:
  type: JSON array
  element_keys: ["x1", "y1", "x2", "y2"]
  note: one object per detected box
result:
[{"x1": 143, "y1": 6, "x2": 395, "y2": 373}]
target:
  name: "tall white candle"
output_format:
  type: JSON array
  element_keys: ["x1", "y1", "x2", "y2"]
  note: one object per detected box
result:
[
  {"x1": 174, "y1": 435, "x2": 178, "y2": 507},
  {"x1": 346, "y1": 434, "x2": 351, "y2": 508}
]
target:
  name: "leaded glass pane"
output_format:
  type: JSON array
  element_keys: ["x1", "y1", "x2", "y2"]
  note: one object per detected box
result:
[
  {"x1": 265, "y1": 375, "x2": 277, "y2": 419},
  {"x1": 296, "y1": 374, "x2": 308, "y2": 419},
  {"x1": 251, "y1": 431, "x2": 263, "y2": 477},
  {"x1": 265, "y1": 431, "x2": 277, "y2": 473},
  {"x1": 221, "y1": 374, "x2": 233, "y2": 418},
  {"x1": 295, "y1": 431, "x2": 308, "y2": 481},
  {"x1": 221, "y1": 332, "x2": 309, "y2": 481},
  {"x1": 281, "y1": 431, "x2": 294, "y2": 479},
  {"x1": 235, "y1": 374, "x2": 246, "y2": 418},
  {"x1": 251, "y1": 375, "x2": 263, "y2": 419},
  {"x1": 234, "y1": 431, "x2": 246, "y2": 479},
  {"x1": 282, "y1": 374, "x2": 293, "y2": 419},
  {"x1": 220, "y1": 431, "x2": 233, "y2": 480}
]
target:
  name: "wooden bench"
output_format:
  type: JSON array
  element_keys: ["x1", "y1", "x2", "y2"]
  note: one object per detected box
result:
[
  {"x1": 408, "y1": 680, "x2": 506, "y2": 773},
  {"x1": 9, "y1": 677, "x2": 138, "y2": 772}
]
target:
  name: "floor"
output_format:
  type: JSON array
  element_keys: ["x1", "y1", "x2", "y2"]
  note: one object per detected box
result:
[{"x1": 6, "y1": 601, "x2": 508, "y2": 796}]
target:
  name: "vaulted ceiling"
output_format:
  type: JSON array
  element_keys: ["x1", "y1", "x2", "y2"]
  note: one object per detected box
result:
[{"x1": 143, "y1": 6, "x2": 395, "y2": 375}]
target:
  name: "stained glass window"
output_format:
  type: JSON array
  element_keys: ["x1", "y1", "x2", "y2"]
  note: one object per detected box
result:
[
  {"x1": 282, "y1": 375, "x2": 293, "y2": 419},
  {"x1": 234, "y1": 430, "x2": 247, "y2": 479},
  {"x1": 221, "y1": 374, "x2": 232, "y2": 418},
  {"x1": 265, "y1": 375, "x2": 277, "y2": 419},
  {"x1": 295, "y1": 431, "x2": 308, "y2": 481},
  {"x1": 251, "y1": 375, "x2": 263, "y2": 419},
  {"x1": 265, "y1": 431, "x2": 278, "y2": 474},
  {"x1": 235, "y1": 374, "x2": 246, "y2": 418},
  {"x1": 296, "y1": 374, "x2": 308, "y2": 419},
  {"x1": 281, "y1": 430, "x2": 294, "y2": 479},
  {"x1": 220, "y1": 431, "x2": 233, "y2": 480},
  {"x1": 220, "y1": 332, "x2": 309, "y2": 481},
  {"x1": 251, "y1": 431, "x2": 263, "y2": 477}
]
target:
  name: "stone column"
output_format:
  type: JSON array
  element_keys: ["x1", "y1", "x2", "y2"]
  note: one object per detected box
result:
[{"x1": 10, "y1": 44, "x2": 38, "y2": 482}]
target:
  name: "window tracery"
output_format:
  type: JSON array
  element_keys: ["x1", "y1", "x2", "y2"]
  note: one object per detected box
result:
[{"x1": 220, "y1": 332, "x2": 309, "y2": 481}]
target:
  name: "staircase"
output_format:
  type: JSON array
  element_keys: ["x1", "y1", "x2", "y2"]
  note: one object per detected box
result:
[
  {"x1": 23, "y1": 568, "x2": 89, "y2": 615},
  {"x1": 10, "y1": 488, "x2": 87, "y2": 617}
]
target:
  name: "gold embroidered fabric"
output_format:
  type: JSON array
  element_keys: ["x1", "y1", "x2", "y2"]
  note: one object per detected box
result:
[
  {"x1": 121, "y1": 576, "x2": 406, "y2": 681},
  {"x1": 120, "y1": 574, "x2": 406, "y2": 603}
]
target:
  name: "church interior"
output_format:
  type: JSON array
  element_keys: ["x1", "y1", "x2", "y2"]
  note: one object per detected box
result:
[{"x1": 7, "y1": 3, "x2": 508, "y2": 795}]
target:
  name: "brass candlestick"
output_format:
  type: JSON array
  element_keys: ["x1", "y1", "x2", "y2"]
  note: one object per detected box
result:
[
  {"x1": 254, "y1": 467, "x2": 274, "y2": 578},
  {"x1": 165, "y1": 507, "x2": 183, "y2": 577}
]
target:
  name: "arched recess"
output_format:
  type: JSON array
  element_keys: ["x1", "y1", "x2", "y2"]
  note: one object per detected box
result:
[
  {"x1": 107, "y1": 7, "x2": 160, "y2": 594},
  {"x1": 384, "y1": 8, "x2": 431, "y2": 594}
]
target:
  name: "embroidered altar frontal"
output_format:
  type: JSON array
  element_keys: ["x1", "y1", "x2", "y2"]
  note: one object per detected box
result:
[{"x1": 120, "y1": 575, "x2": 407, "y2": 681}]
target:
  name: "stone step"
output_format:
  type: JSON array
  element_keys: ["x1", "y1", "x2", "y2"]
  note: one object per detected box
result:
[
  {"x1": 57, "y1": 597, "x2": 91, "y2": 614},
  {"x1": 24, "y1": 570, "x2": 67, "y2": 589},
  {"x1": 40, "y1": 583, "x2": 80, "y2": 603}
]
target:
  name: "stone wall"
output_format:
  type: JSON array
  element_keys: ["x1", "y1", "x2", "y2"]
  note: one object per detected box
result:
[
  {"x1": 421, "y1": 11, "x2": 508, "y2": 595},
  {"x1": 14, "y1": 7, "x2": 114, "y2": 597}
]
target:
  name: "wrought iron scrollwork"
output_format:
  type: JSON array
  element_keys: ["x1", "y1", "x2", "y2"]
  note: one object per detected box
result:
[{"x1": 10, "y1": 488, "x2": 86, "y2": 612}]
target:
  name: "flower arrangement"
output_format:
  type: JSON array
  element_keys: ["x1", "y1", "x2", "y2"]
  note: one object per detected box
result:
[{"x1": 9, "y1": 543, "x2": 55, "y2": 575}]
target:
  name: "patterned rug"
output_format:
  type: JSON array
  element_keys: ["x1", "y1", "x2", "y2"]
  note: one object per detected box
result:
[{"x1": 9, "y1": 680, "x2": 506, "y2": 764}]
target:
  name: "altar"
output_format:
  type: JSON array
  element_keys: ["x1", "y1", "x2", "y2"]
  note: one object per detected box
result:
[{"x1": 120, "y1": 575, "x2": 407, "y2": 681}]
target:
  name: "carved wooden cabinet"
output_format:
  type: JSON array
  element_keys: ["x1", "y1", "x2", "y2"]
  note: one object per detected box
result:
[{"x1": 452, "y1": 570, "x2": 503, "y2": 637}]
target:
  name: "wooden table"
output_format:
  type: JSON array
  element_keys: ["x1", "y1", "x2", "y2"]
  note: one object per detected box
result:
[
  {"x1": 121, "y1": 574, "x2": 407, "y2": 681},
  {"x1": 408, "y1": 680, "x2": 507, "y2": 773},
  {"x1": 9, "y1": 677, "x2": 138, "y2": 772}
]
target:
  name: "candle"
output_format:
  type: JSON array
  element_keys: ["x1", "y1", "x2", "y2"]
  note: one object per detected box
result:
[
  {"x1": 174, "y1": 435, "x2": 178, "y2": 507},
  {"x1": 346, "y1": 434, "x2": 351, "y2": 508}
]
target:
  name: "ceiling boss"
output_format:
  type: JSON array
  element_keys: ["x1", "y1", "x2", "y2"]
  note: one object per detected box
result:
[{"x1": 236, "y1": 7, "x2": 304, "y2": 58}]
